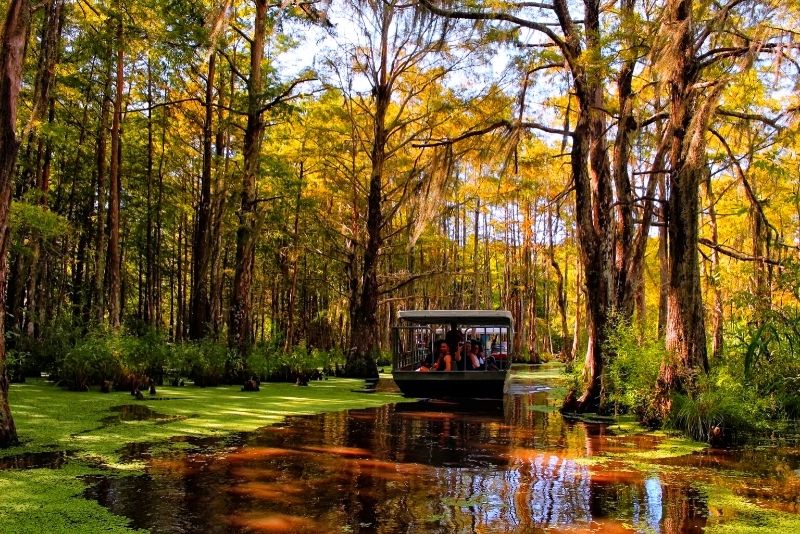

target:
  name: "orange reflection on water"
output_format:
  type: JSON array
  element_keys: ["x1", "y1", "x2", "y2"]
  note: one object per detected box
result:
[
  {"x1": 226, "y1": 447, "x2": 310, "y2": 461},
  {"x1": 228, "y1": 481, "x2": 306, "y2": 503},
  {"x1": 587, "y1": 461, "x2": 645, "y2": 485},
  {"x1": 548, "y1": 518, "x2": 637, "y2": 533},
  {"x1": 298, "y1": 445, "x2": 371, "y2": 457},
  {"x1": 227, "y1": 512, "x2": 327, "y2": 533}
]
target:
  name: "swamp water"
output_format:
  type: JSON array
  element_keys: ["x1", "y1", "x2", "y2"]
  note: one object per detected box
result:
[{"x1": 83, "y1": 367, "x2": 800, "y2": 533}]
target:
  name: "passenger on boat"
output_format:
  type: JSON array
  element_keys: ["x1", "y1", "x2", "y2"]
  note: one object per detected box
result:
[
  {"x1": 445, "y1": 323, "x2": 463, "y2": 358},
  {"x1": 431, "y1": 339, "x2": 454, "y2": 371},
  {"x1": 465, "y1": 340, "x2": 484, "y2": 371}
]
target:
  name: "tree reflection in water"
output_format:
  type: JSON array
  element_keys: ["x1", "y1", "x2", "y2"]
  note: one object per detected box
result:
[{"x1": 85, "y1": 374, "x2": 714, "y2": 533}]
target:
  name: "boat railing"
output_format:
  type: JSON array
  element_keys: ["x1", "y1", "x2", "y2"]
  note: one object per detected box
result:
[{"x1": 392, "y1": 324, "x2": 513, "y2": 372}]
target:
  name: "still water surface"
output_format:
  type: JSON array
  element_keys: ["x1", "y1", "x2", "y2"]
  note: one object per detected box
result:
[{"x1": 85, "y1": 367, "x2": 800, "y2": 533}]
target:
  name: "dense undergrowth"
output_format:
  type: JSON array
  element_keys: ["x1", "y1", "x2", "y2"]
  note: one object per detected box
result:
[
  {"x1": 6, "y1": 321, "x2": 362, "y2": 391},
  {"x1": 567, "y1": 308, "x2": 800, "y2": 445}
]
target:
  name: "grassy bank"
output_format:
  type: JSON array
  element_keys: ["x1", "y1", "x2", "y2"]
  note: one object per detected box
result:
[{"x1": 0, "y1": 378, "x2": 402, "y2": 532}]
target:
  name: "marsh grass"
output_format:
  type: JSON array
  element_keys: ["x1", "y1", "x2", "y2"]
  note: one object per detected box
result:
[{"x1": 703, "y1": 485, "x2": 800, "y2": 533}]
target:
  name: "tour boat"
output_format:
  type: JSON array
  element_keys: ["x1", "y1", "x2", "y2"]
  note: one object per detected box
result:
[{"x1": 391, "y1": 310, "x2": 514, "y2": 399}]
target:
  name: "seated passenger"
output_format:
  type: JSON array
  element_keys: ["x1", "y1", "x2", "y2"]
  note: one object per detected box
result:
[
  {"x1": 445, "y1": 323, "x2": 463, "y2": 359},
  {"x1": 431, "y1": 340, "x2": 454, "y2": 372},
  {"x1": 465, "y1": 340, "x2": 484, "y2": 371}
]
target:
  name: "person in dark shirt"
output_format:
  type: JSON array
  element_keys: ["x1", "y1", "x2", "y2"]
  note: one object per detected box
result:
[
  {"x1": 445, "y1": 323, "x2": 463, "y2": 369},
  {"x1": 431, "y1": 340, "x2": 454, "y2": 371}
]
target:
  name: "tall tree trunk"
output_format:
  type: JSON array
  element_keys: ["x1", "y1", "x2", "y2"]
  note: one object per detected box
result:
[
  {"x1": 0, "y1": 0, "x2": 31, "y2": 448},
  {"x1": 190, "y1": 52, "x2": 215, "y2": 339},
  {"x1": 153, "y1": 84, "x2": 168, "y2": 328},
  {"x1": 611, "y1": 0, "x2": 637, "y2": 319},
  {"x1": 210, "y1": 69, "x2": 228, "y2": 335},
  {"x1": 284, "y1": 163, "x2": 303, "y2": 350},
  {"x1": 229, "y1": 0, "x2": 267, "y2": 355},
  {"x1": 657, "y1": 174, "x2": 669, "y2": 337},
  {"x1": 144, "y1": 59, "x2": 158, "y2": 327},
  {"x1": 346, "y1": 5, "x2": 393, "y2": 378},
  {"x1": 655, "y1": 0, "x2": 716, "y2": 417},
  {"x1": 107, "y1": 17, "x2": 124, "y2": 328},
  {"x1": 705, "y1": 174, "x2": 723, "y2": 360},
  {"x1": 21, "y1": 0, "x2": 63, "y2": 338},
  {"x1": 566, "y1": 1, "x2": 614, "y2": 413},
  {"x1": 93, "y1": 60, "x2": 112, "y2": 324},
  {"x1": 548, "y1": 204, "x2": 570, "y2": 360}
]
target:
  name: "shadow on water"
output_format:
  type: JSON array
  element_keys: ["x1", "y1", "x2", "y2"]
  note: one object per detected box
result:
[
  {"x1": 0, "y1": 451, "x2": 68, "y2": 469},
  {"x1": 82, "y1": 366, "x2": 799, "y2": 533}
]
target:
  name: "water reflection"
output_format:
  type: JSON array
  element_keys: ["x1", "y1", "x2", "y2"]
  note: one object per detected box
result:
[{"x1": 85, "y1": 371, "x2": 719, "y2": 533}]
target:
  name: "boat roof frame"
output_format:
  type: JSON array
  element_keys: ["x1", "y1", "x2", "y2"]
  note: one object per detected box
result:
[{"x1": 396, "y1": 309, "x2": 513, "y2": 326}]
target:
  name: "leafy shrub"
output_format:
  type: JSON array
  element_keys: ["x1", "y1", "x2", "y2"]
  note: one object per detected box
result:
[
  {"x1": 10, "y1": 314, "x2": 82, "y2": 378},
  {"x1": 726, "y1": 308, "x2": 800, "y2": 419},
  {"x1": 119, "y1": 328, "x2": 170, "y2": 386},
  {"x1": 375, "y1": 350, "x2": 392, "y2": 367},
  {"x1": 179, "y1": 339, "x2": 230, "y2": 387},
  {"x1": 666, "y1": 370, "x2": 763, "y2": 445},
  {"x1": 245, "y1": 341, "x2": 344, "y2": 382},
  {"x1": 604, "y1": 320, "x2": 663, "y2": 421},
  {"x1": 246, "y1": 341, "x2": 290, "y2": 381},
  {"x1": 60, "y1": 329, "x2": 121, "y2": 390},
  {"x1": 5, "y1": 348, "x2": 28, "y2": 383}
]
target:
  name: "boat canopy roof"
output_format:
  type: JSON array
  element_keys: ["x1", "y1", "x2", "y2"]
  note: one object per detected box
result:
[{"x1": 397, "y1": 310, "x2": 513, "y2": 326}]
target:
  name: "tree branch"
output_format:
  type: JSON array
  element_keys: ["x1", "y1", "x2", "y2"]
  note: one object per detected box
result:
[
  {"x1": 716, "y1": 107, "x2": 783, "y2": 130},
  {"x1": 379, "y1": 270, "x2": 444, "y2": 295},
  {"x1": 699, "y1": 238, "x2": 783, "y2": 266},
  {"x1": 257, "y1": 75, "x2": 317, "y2": 114},
  {"x1": 417, "y1": 0, "x2": 568, "y2": 53}
]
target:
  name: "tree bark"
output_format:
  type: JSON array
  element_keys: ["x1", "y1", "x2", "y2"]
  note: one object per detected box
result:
[
  {"x1": 107, "y1": 16, "x2": 124, "y2": 328},
  {"x1": 346, "y1": 5, "x2": 393, "y2": 378},
  {"x1": 655, "y1": 0, "x2": 715, "y2": 417},
  {"x1": 705, "y1": 174, "x2": 723, "y2": 360},
  {"x1": 0, "y1": 0, "x2": 31, "y2": 448},
  {"x1": 190, "y1": 52, "x2": 216, "y2": 339},
  {"x1": 548, "y1": 203, "x2": 570, "y2": 360},
  {"x1": 564, "y1": 0, "x2": 615, "y2": 413},
  {"x1": 93, "y1": 59, "x2": 112, "y2": 324},
  {"x1": 20, "y1": 0, "x2": 63, "y2": 338},
  {"x1": 229, "y1": 0, "x2": 267, "y2": 356}
]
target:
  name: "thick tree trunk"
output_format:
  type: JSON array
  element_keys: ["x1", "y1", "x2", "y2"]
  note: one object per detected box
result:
[
  {"x1": 107, "y1": 18, "x2": 124, "y2": 328},
  {"x1": 347, "y1": 122, "x2": 383, "y2": 377},
  {"x1": 0, "y1": 0, "x2": 31, "y2": 448},
  {"x1": 345, "y1": 7, "x2": 392, "y2": 379},
  {"x1": 190, "y1": 53, "x2": 216, "y2": 339},
  {"x1": 229, "y1": 0, "x2": 267, "y2": 356},
  {"x1": 655, "y1": 0, "x2": 713, "y2": 417},
  {"x1": 209, "y1": 74, "x2": 228, "y2": 335},
  {"x1": 539, "y1": 0, "x2": 614, "y2": 414},
  {"x1": 611, "y1": 5, "x2": 636, "y2": 319}
]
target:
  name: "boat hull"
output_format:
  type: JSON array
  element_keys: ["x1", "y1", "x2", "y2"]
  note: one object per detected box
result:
[{"x1": 391, "y1": 371, "x2": 508, "y2": 399}]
